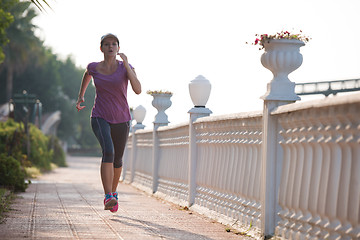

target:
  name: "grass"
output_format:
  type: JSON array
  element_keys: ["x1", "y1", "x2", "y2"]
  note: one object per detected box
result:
[
  {"x1": 25, "y1": 163, "x2": 58, "y2": 179},
  {"x1": 225, "y1": 220, "x2": 254, "y2": 237},
  {"x1": 25, "y1": 166, "x2": 41, "y2": 178},
  {"x1": 0, "y1": 188, "x2": 14, "y2": 224}
]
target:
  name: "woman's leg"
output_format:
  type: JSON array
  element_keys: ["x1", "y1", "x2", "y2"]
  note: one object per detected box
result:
[
  {"x1": 110, "y1": 121, "x2": 130, "y2": 192},
  {"x1": 101, "y1": 163, "x2": 114, "y2": 194},
  {"x1": 112, "y1": 167, "x2": 122, "y2": 192},
  {"x1": 91, "y1": 117, "x2": 115, "y2": 194}
]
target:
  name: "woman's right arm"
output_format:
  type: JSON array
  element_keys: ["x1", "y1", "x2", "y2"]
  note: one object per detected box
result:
[{"x1": 76, "y1": 70, "x2": 92, "y2": 111}]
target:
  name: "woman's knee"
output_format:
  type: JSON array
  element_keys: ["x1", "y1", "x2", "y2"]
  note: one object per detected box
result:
[
  {"x1": 113, "y1": 159, "x2": 122, "y2": 168},
  {"x1": 102, "y1": 151, "x2": 115, "y2": 163}
]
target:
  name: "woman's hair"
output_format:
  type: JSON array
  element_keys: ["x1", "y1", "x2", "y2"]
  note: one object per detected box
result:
[{"x1": 100, "y1": 33, "x2": 119, "y2": 47}]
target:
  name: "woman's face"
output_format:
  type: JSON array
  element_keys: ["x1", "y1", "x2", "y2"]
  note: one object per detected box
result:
[{"x1": 100, "y1": 37, "x2": 120, "y2": 56}]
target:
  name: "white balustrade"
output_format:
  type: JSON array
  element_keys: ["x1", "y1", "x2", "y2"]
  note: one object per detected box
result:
[
  {"x1": 274, "y1": 94, "x2": 360, "y2": 240},
  {"x1": 122, "y1": 134, "x2": 132, "y2": 182},
  {"x1": 120, "y1": 34, "x2": 360, "y2": 239},
  {"x1": 193, "y1": 112, "x2": 263, "y2": 231},
  {"x1": 123, "y1": 90, "x2": 360, "y2": 239},
  {"x1": 157, "y1": 123, "x2": 189, "y2": 203},
  {"x1": 131, "y1": 129, "x2": 153, "y2": 190}
]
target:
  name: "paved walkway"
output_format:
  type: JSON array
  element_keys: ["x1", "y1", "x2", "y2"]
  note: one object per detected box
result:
[{"x1": 0, "y1": 156, "x2": 253, "y2": 240}]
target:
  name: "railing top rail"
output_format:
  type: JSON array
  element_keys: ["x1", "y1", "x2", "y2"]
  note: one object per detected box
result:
[
  {"x1": 296, "y1": 78, "x2": 360, "y2": 86},
  {"x1": 295, "y1": 78, "x2": 360, "y2": 96},
  {"x1": 272, "y1": 92, "x2": 360, "y2": 115},
  {"x1": 157, "y1": 121, "x2": 189, "y2": 132},
  {"x1": 130, "y1": 128, "x2": 153, "y2": 136},
  {"x1": 194, "y1": 110, "x2": 263, "y2": 124}
]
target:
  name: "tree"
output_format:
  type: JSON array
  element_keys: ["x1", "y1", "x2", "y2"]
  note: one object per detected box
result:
[
  {"x1": 30, "y1": 0, "x2": 52, "y2": 12},
  {"x1": 0, "y1": 1, "x2": 41, "y2": 101},
  {"x1": 0, "y1": 0, "x2": 99, "y2": 149},
  {"x1": 0, "y1": 0, "x2": 16, "y2": 63},
  {"x1": 0, "y1": 0, "x2": 51, "y2": 64}
]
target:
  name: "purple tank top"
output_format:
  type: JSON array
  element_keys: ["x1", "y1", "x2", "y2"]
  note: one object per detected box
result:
[{"x1": 87, "y1": 61, "x2": 132, "y2": 124}]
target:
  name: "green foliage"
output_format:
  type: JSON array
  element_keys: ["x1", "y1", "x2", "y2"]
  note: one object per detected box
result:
[
  {"x1": 48, "y1": 135, "x2": 66, "y2": 167},
  {"x1": 251, "y1": 30, "x2": 310, "y2": 50},
  {"x1": 0, "y1": 1, "x2": 99, "y2": 149},
  {"x1": 0, "y1": 0, "x2": 16, "y2": 63},
  {"x1": 0, "y1": 188, "x2": 14, "y2": 223},
  {"x1": 1, "y1": 0, "x2": 43, "y2": 101},
  {"x1": 0, "y1": 119, "x2": 28, "y2": 163},
  {"x1": 29, "y1": 123, "x2": 52, "y2": 171},
  {"x1": 9, "y1": 53, "x2": 98, "y2": 148},
  {"x1": 0, "y1": 119, "x2": 64, "y2": 171},
  {"x1": 30, "y1": 0, "x2": 52, "y2": 12},
  {"x1": 0, "y1": 154, "x2": 27, "y2": 192}
]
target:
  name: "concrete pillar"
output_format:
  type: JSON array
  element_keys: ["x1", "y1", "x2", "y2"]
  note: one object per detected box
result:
[
  {"x1": 187, "y1": 75, "x2": 212, "y2": 206},
  {"x1": 261, "y1": 99, "x2": 293, "y2": 237},
  {"x1": 128, "y1": 105, "x2": 146, "y2": 183},
  {"x1": 260, "y1": 38, "x2": 304, "y2": 237},
  {"x1": 188, "y1": 107, "x2": 212, "y2": 206},
  {"x1": 152, "y1": 122, "x2": 167, "y2": 193},
  {"x1": 129, "y1": 122, "x2": 145, "y2": 183},
  {"x1": 150, "y1": 93, "x2": 172, "y2": 193}
]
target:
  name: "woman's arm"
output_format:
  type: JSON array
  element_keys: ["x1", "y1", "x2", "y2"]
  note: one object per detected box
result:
[
  {"x1": 76, "y1": 70, "x2": 92, "y2": 111},
  {"x1": 119, "y1": 53, "x2": 142, "y2": 95}
]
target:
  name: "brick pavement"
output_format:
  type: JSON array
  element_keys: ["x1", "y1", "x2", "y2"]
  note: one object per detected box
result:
[{"x1": 0, "y1": 156, "x2": 254, "y2": 240}]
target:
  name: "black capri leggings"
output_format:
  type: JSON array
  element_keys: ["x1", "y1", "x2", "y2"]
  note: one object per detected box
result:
[{"x1": 91, "y1": 117, "x2": 130, "y2": 168}]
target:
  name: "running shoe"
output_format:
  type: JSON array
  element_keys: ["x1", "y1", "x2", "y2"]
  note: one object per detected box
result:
[
  {"x1": 104, "y1": 193, "x2": 117, "y2": 210},
  {"x1": 110, "y1": 192, "x2": 118, "y2": 213}
]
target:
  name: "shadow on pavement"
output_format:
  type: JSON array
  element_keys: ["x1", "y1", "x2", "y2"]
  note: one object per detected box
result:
[{"x1": 111, "y1": 215, "x2": 215, "y2": 240}]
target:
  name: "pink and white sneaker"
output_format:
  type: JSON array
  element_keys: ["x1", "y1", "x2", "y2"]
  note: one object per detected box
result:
[
  {"x1": 104, "y1": 193, "x2": 117, "y2": 210},
  {"x1": 110, "y1": 192, "x2": 118, "y2": 213}
]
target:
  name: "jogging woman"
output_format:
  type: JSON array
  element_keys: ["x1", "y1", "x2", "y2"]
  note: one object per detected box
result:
[{"x1": 76, "y1": 33, "x2": 141, "y2": 212}]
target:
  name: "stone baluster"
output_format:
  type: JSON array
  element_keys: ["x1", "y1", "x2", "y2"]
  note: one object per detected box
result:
[
  {"x1": 338, "y1": 113, "x2": 355, "y2": 238},
  {"x1": 307, "y1": 116, "x2": 324, "y2": 238},
  {"x1": 347, "y1": 105, "x2": 360, "y2": 238},
  {"x1": 297, "y1": 125, "x2": 314, "y2": 237}
]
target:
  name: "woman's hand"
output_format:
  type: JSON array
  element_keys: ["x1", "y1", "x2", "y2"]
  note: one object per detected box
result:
[
  {"x1": 117, "y1": 52, "x2": 142, "y2": 94},
  {"x1": 118, "y1": 53, "x2": 128, "y2": 63},
  {"x1": 76, "y1": 96, "x2": 86, "y2": 112}
]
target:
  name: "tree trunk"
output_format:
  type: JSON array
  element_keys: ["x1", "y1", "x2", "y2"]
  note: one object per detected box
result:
[{"x1": 6, "y1": 65, "x2": 13, "y2": 101}]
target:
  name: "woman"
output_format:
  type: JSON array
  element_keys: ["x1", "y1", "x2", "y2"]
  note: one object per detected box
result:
[{"x1": 76, "y1": 33, "x2": 141, "y2": 212}]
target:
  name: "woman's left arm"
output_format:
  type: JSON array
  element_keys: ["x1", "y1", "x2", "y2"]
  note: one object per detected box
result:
[{"x1": 119, "y1": 53, "x2": 142, "y2": 95}]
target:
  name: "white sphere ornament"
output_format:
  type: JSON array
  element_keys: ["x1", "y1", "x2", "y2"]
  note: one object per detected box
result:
[
  {"x1": 133, "y1": 105, "x2": 146, "y2": 124},
  {"x1": 189, "y1": 75, "x2": 211, "y2": 107}
]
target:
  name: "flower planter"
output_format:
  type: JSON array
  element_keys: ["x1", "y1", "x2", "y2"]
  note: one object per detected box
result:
[
  {"x1": 151, "y1": 93, "x2": 172, "y2": 125},
  {"x1": 260, "y1": 39, "x2": 304, "y2": 101}
]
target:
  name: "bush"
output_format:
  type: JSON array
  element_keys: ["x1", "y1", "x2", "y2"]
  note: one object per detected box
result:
[
  {"x1": 0, "y1": 119, "x2": 66, "y2": 171},
  {"x1": 0, "y1": 120, "x2": 27, "y2": 163},
  {"x1": 0, "y1": 188, "x2": 14, "y2": 223},
  {"x1": 0, "y1": 154, "x2": 27, "y2": 192},
  {"x1": 48, "y1": 135, "x2": 66, "y2": 167},
  {"x1": 29, "y1": 124, "x2": 52, "y2": 171}
]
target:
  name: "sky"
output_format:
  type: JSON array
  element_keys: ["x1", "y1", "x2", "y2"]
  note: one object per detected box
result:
[{"x1": 33, "y1": 0, "x2": 360, "y2": 128}]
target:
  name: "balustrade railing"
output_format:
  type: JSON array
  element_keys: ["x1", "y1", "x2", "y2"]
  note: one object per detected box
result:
[
  {"x1": 193, "y1": 112, "x2": 263, "y2": 229},
  {"x1": 122, "y1": 35, "x2": 360, "y2": 238},
  {"x1": 123, "y1": 93, "x2": 360, "y2": 239},
  {"x1": 274, "y1": 95, "x2": 360, "y2": 239},
  {"x1": 157, "y1": 124, "x2": 190, "y2": 203},
  {"x1": 125, "y1": 129, "x2": 153, "y2": 189}
]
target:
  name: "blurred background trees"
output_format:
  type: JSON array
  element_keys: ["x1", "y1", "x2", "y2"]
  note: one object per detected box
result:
[{"x1": 0, "y1": 0, "x2": 98, "y2": 150}]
